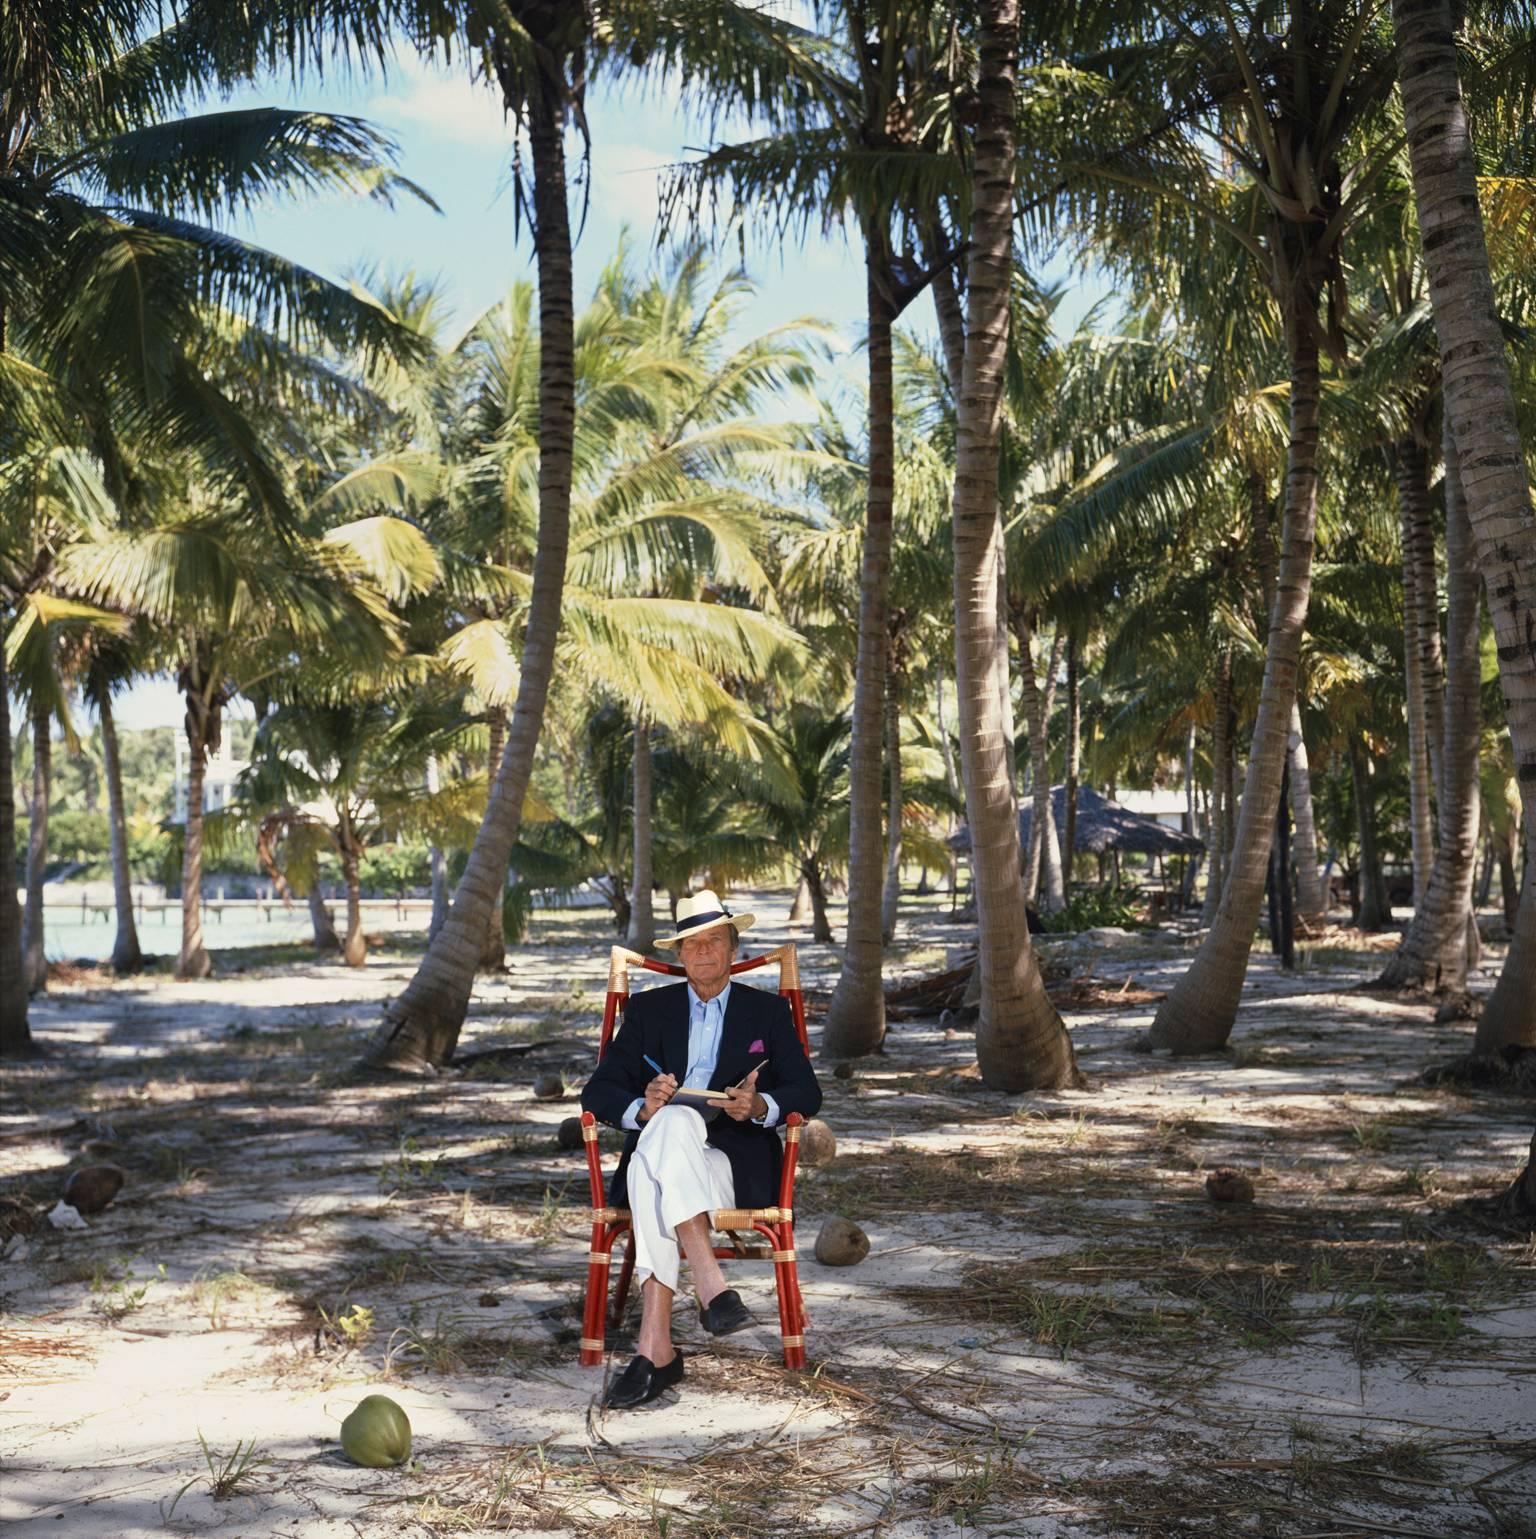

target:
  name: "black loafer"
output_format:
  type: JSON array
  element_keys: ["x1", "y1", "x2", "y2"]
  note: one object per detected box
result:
[
  {"x1": 603, "y1": 1351, "x2": 684, "y2": 1410},
  {"x1": 698, "y1": 1288, "x2": 755, "y2": 1336}
]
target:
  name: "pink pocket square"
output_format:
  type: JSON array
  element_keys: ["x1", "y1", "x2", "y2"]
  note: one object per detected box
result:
[{"x1": 747, "y1": 1039, "x2": 765, "y2": 1055}]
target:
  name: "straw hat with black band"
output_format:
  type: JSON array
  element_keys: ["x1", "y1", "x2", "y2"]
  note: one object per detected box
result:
[{"x1": 654, "y1": 889, "x2": 756, "y2": 949}]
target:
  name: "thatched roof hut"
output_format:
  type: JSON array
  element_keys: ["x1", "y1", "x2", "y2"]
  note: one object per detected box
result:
[{"x1": 949, "y1": 785, "x2": 1203, "y2": 856}]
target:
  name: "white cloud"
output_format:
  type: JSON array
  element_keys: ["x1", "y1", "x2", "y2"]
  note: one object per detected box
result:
[
  {"x1": 367, "y1": 51, "x2": 515, "y2": 148},
  {"x1": 592, "y1": 141, "x2": 683, "y2": 231}
]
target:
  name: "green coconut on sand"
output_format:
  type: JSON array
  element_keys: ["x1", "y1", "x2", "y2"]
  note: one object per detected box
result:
[{"x1": 341, "y1": 1395, "x2": 412, "y2": 1467}]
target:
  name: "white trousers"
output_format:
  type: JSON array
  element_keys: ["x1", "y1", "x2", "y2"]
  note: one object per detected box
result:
[{"x1": 627, "y1": 1105, "x2": 735, "y2": 1294}]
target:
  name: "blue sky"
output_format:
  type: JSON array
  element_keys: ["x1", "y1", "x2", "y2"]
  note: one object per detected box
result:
[{"x1": 114, "y1": 44, "x2": 1108, "y2": 731}]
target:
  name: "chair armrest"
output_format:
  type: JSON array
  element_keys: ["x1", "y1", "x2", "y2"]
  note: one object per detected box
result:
[
  {"x1": 580, "y1": 1111, "x2": 608, "y2": 1207},
  {"x1": 778, "y1": 1111, "x2": 804, "y2": 1207}
]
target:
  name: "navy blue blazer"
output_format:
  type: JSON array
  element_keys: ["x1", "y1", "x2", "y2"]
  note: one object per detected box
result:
[{"x1": 580, "y1": 978, "x2": 821, "y2": 1211}]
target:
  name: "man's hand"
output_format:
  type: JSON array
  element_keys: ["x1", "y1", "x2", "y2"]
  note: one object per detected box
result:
[
  {"x1": 722, "y1": 1069, "x2": 767, "y2": 1123},
  {"x1": 639, "y1": 1071, "x2": 677, "y2": 1122}
]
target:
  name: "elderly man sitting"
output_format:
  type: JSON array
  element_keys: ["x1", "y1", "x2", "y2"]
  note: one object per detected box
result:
[{"x1": 581, "y1": 891, "x2": 822, "y2": 1409}]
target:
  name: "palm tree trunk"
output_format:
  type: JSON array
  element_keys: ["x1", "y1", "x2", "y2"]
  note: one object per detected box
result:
[
  {"x1": 1495, "y1": 1126, "x2": 1536, "y2": 1222},
  {"x1": 177, "y1": 695, "x2": 214, "y2": 981},
  {"x1": 308, "y1": 885, "x2": 340, "y2": 953},
  {"x1": 803, "y1": 858, "x2": 834, "y2": 946},
  {"x1": 362, "y1": 72, "x2": 575, "y2": 1071},
  {"x1": 1018, "y1": 617, "x2": 1064, "y2": 910},
  {"x1": 1497, "y1": 822, "x2": 1519, "y2": 934},
  {"x1": 339, "y1": 808, "x2": 366, "y2": 968},
  {"x1": 626, "y1": 719, "x2": 656, "y2": 951},
  {"x1": 22, "y1": 698, "x2": 50, "y2": 994},
  {"x1": 1392, "y1": 440, "x2": 1439, "y2": 907},
  {"x1": 479, "y1": 706, "x2": 507, "y2": 971},
  {"x1": 1350, "y1": 734, "x2": 1391, "y2": 930},
  {"x1": 98, "y1": 687, "x2": 142, "y2": 974},
  {"x1": 1037, "y1": 629, "x2": 1066, "y2": 912},
  {"x1": 823, "y1": 239, "x2": 895, "y2": 1059},
  {"x1": 1405, "y1": 438, "x2": 1448, "y2": 791},
  {"x1": 955, "y1": 0, "x2": 1079, "y2": 1092},
  {"x1": 1288, "y1": 700, "x2": 1326, "y2": 928},
  {"x1": 1393, "y1": 0, "x2": 1536, "y2": 1051},
  {"x1": 1273, "y1": 761, "x2": 1296, "y2": 968},
  {"x1": 1201, "y1": 648, "x2": 1232, "y2": 923},
  {"x1": 1062, "y1": 631, "x2": 1080, "y2": 890},
  {"x1": 1148, "y1": 297, "x2": 1323, "y2": 1052},
  {"x1": 1479, "y1": 865, "x2": 1535, "y2": 1051},
  {"x1": 880, "y1": 644, "x2": 903, "y2": 945},
  {"x1": 0, "y1": 634, "x2": 32, "y2": 1056},
  {"x1": 927, "y1": 235, "x2": 966, "y2": 395},
  {"x1": 1181, "y1": 721, "x2": 1201, "y2": 907},
  {"x1": 929, "y1": 243, "x2": 967, "y2": 911},
  {"x1": 425, "y1": 755, "x2": 447, "y2": 942},
  {"x1": 934, "y1": 665, "x2": 961, "y2": 896},
  {"x1": 1379, "y1": 430, "x2": 1483, "y2": 991},
  {"x1": 788, "y1": 874, "x2": 812, "y2": 925}
]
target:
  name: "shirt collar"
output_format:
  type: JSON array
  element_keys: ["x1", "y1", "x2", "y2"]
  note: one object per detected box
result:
[{"x1": 686, "y1": 980, "x2": 731, "y2": 1017}]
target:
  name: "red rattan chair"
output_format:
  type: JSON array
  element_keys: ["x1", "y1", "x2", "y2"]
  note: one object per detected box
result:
[{"x1": 578, "y1": 942, "x2": 811, "y2": 1370}]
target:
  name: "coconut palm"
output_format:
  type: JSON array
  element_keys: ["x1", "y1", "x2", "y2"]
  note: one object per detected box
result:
[
  {"x1": 943, "y1": 0, "x2": 1081, "y2": 1091},
  {"x1": 85, "y1": 650, "x2": 145, "y2": 974},
  {"x1": 1377, "y1": 425, "x2": 1485, "y2": 992},
  {"x1": 1392, "y1": 0, "x2": 1536, "y2": 1051},
  {"x1": 668, "y1": 0, "x2": 978, "y2": 1058},
  {"x1": 729, "y1": 707, "x2": 852, "y2": 947},
  {"x1": 781, "y1": 359, "x2": 956, "y2": 949},
  {"x1": 1, "y1": 427, "x2": 145, "y2": 1043},
  {"x1": 568, "y1": 247, "x2": 824, "y2": 950},
  {"x1": 0, "y1": 0, "x2": 441, "y2": 1003},
  {"x1": 7, "y1": 597, "x2": 127, "y2": 993},
  {"x1": 1034, "y1": 3, "x2": 1409, "y2": 1052},
  {"x1": 240, "y1": 690, "x2": 480, "y2": 966},
  {"x1": 0, "y1": 650, "x2": 22, "y2": 1055},
  {"x1": 358, "y1": 0, "x2": 827, "y2": 1070},
  {"x1": 356, "y1": 245, "x2": 808, "y2": 1063},
  {"x1": 59, "y1": 502, "x2": 410, "y2": 977}
]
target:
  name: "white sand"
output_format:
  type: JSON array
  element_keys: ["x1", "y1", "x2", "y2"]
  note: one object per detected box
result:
[{"x1": 1, "y1": 893, "x2": 1532, "y2": 1536}]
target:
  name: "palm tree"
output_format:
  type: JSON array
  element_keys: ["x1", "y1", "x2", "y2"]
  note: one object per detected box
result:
[
  {"x1": 782, "y1": 357, "x2": 955, "y2": 948},
  {"x1": 18, "y1": 694, "x2": 53, "y2": 996},
  {"x1": 358, "y1": 0, "x2": 824, "y2": 1070},
  {"x1": 668, "y1": 1, "x2": 975, "y2": 1059},
  {"x1": 242, "y1": 690, "x2": 477, "y2": 966},
  {"x1": 951, "y1": 0, "x2": 1081, "y2": 1092},
  {"x1": 571, "y1": 248, "x2": 823, "y2": 950},
  {"x1": 61, "y1": 506, "x2": 409, "y2": 976},
  {"x1": 87, "y1": 658, "x2": 144, "y2": 974},
  {"x1": 0, "y1": 641, "x2": 24, "y2": 1054},
  {"x1": 1377, "y1": 425, "x2": 1483, "y2": 992},
  {"x1": 729, "y1": 708, "x2": 852, "y2": 947},
  {"x1": 1391, "y1": 0, "x2": 1536, "y2": 1051},
  {"x1": 1040, "y1": 6, "x2": 1403, "y2": 1052},
  {"x1": 0, "y1": 0, "x2": 438, "y2": 995}
]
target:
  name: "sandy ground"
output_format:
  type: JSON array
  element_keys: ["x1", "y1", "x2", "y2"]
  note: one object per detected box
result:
[{"x1": 1, "y1": 891, "x2": 1532, "y2": 1539}]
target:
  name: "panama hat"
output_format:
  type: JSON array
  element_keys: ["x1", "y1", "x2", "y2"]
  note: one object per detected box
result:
[{"x1": 655, "y1": 889, "x2": 756, "y2": 949}]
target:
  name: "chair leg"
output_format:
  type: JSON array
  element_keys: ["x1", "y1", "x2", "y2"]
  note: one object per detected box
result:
[
  {"x1": 609, "y1": 1228, "x2": 636, "y2": 1331},
  {"x1": 770, "y1": 1222, "x2": 806, "y2": 1370},
  {"x1": 580, "y1": 1223, "x2": 615, "y2": 1367}
]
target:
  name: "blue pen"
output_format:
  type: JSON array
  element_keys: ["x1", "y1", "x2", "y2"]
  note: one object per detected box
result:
[{"x1": 643, "y1": 1053, "x2": 667, "y2": 1077}]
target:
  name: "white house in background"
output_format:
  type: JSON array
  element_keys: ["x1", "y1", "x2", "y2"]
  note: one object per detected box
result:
[
  {"x1": 171, "y1": 736, "x2": 249, "y2": 824},
  {"x1": 1114, "y1": 787, "x2": 1195, "y2": 834}
]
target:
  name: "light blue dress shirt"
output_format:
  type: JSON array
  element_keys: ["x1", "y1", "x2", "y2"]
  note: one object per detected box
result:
[{"x1": 622, "y1": 981, "x2": 779, "y2": 1130}]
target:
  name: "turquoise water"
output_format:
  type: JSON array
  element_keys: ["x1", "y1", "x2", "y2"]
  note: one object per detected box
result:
[{"x1": 37, "y1": 899, "x2": 432, "y2": 961}]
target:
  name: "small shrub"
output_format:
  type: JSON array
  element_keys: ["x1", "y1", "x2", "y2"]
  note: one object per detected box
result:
[
  {"x1": 165, "y1": 1432, "x2": 270, "y2": 1517},
  {"x1": 1040, "y1": 886, "x2": 1141, "y2": 933}
]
